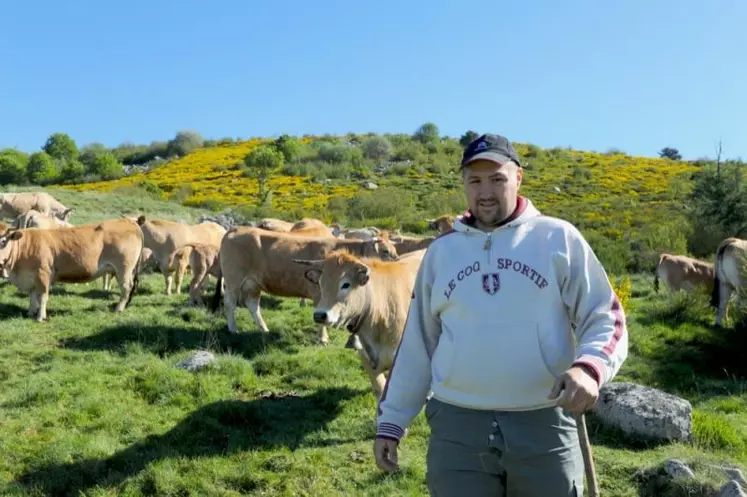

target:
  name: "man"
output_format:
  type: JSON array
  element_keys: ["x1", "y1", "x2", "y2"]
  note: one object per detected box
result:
[{"x1": 373, "y1": 133, "x2": 628, "y2": 496}]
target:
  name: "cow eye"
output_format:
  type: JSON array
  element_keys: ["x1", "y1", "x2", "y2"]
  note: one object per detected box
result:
[{"x1": 341, "y1": 282, "x2": 350, "y2": 290}]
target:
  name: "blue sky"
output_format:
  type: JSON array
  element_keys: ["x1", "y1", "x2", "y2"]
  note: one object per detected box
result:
[{"x1": 1, "y1": 0, "x2": 744, "y2": 160}]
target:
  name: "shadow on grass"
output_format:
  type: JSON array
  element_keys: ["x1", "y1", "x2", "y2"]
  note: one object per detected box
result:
[
  {"x1": 60, "y1": 323, "x2": 304, "y2": 361},
  {"x1": 644, "y1": 322, "x2": 747, "y2": 395},
  {"x1": 14, "y1": 387, "x2": 363, "y2": 496}
]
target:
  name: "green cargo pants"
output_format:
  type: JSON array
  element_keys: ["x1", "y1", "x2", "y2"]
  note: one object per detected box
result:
[{"x1": 424, "y1": 397, "x2": 585, "y2": 497}]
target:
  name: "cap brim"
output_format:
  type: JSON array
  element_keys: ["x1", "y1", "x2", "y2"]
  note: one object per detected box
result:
[{"x1": 460, "y1": 152, "x2": 513, "y2": 169}]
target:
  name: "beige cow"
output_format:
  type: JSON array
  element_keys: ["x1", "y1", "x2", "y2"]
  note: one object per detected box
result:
[
  {"x1": 387, "y1": 233, "x2": 436, "y2": 255},
  {"x1": 711, "y1": 237, "x2": 747, "y2": 327},
  {"x1": 257, "y1": 218, "x2": 295, "y2": 232},
  {"x1": 294, "y1": 249, "x2": 427, "y2": 399},
  {"x1": 102, "y1": 246, "x2": 155, "y2": 291},
  {"x1": 136, "y1": 216, "x2": 226, "y2": 295},
  {"x1": 0, "y1": 192, "x2": 72, "y2": 221},
  {"x1": 654, "y1": 253, "x2": 714, "y2": 295},
  {"x1": 210, "y1": 227, "x2": 399, "y2": 345},
  {"x1": 11, "y1": 209, "x2": 73, "y2": 230},
  {"x1": 167, "y1": 243, "x2": 221, "y2": 306},
  {"x1": 0, "y1": 219, "x2": 144, "y2": 321}
]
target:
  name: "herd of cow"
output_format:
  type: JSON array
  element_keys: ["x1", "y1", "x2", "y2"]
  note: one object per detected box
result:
[
  {"x1": 0, "y1": 191, "x2": 456, "y2": 399},
  {"x1": 2, "y1": 190, "x2": 746, "y2": 400}
]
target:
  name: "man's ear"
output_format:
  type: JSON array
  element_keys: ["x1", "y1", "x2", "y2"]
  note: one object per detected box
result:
[{"x1": 304, "y1": 268, "x2": 321, "y2": 285}]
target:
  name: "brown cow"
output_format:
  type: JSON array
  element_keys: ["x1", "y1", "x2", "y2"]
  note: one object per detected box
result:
[
  {"x1": 167, "y1": 243, "x2": 221, "y2": 306},
  {"x1": 210, "y1": 226, "x2": 399, "y2": 345},
  {"x1": 0, "y1": 219, "x2": 144, "y2": 321},
  {"x1": 11, "y1": 209, "x2": 73, "y2": 230},
  {"x1": 0, "y1": 192, "x2": 72, "y2": 221},
  {"x1": 654, "y1": 253, "x2": 714, "y2": 295},
  {"x1": 136, "y1": 216, "x2": 226, "y2": 295},
  {"x1": 103, "y1": 246, "x2": 155, "y2": 291},
  {"x1": 294, "y1": 249, "x2": 427, "y2": 398}
]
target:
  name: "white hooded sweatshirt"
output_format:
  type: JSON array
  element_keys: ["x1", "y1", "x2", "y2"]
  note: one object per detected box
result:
[{"x1": 376, "y1": 196, "x2": 628, "y2": 441}]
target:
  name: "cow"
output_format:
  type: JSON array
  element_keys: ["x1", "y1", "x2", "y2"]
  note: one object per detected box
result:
[
  {"x1": 11, "y1": 209, "x2": 74, "y2": 230},
  {"x1": 711, "y1": 237, "x2": 747, "y2": 327},
  {"x1": 331, "y1": 225, "x2": 382, "y2": 240},
  {"x1": 294, "y1": 249, "x2": 427, "y2": 399},
  {"x1": 0, "y1": 219, "x2": 144, "y2": 321},
  {"x1": 210, "y1": 226, "x2": 399, "y2": 345},
  {"x1": 257, "y1": 218, "x2": 295, "y2": 232},
  {"x1": 427, "y1": 214, "x2": 455, "y2": 234},
  {"x1": 102, "y1": 246, "x2": 155, "y2": 291},
  {"x1": 136, "y1": 216, "x2": 226, "y2": 295},
  {"x1": 167, "y1": 243, "x2": 221, "y2": 306},
  {"x1": 654, "y1": 253, "x2": 714, "y2": 295},
  {"x1": 386, "y1": 233, "x2": 436, "y2": 255},
  {"x1": 0, "y1": 192, "x2": 72, "y2": 221}
]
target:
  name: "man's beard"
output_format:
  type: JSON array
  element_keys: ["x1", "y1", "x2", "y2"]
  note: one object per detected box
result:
[{"x1": 474, "y1": 199, "x2": 503, "y2": 226}]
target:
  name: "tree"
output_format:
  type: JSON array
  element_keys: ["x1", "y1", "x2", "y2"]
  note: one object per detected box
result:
[
  {"x1": 88, "y1": 151, "x2": 124, "y2": 180},
  {"x1": 459, "y1": 130, "x2": 479, "y2": 148},
  {"x1": 0, "y1": 149, "x2": 28, "y2": 185},
  {"x1": 658, "y1": 147, "x2": 682, "y2": 160},
  {"x1": 27, "y1": 152, "x2": 58, "y2": 185},
  {"x1": 274, "y1": 134, "x2": 301, "y2": 163},
  {"x1": 43, "y1": 133, "x2": 78, "y2": 162},
  {"x1": 167, "y1": 130, "x2": 203, "y2": 157},
  {"x1": 413, "y1": 122, "x2": 439, "y2": 145},
  {"x1": 361, "y1": 136, "x2": 392, "y2": 162},
  {"x1": 243, "y1": 145, "x2": 284, "y2": 206}
]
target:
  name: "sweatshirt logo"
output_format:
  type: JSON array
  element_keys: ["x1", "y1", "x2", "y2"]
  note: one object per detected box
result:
[{"x1": 482, "y1": 273, "x2": 500, "y2": 295}]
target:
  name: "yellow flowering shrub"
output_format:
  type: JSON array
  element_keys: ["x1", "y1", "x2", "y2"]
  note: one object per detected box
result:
[{"x1": 609, "y1": 274, "x2": 633, "y2": 312}]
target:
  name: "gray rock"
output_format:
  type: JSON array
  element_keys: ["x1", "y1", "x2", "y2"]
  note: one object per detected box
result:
[
  {"x1": 362, "y1": 181, "x2": 378, "y2": 190},
  {"x1": 176, "y1": 350, "x2": 216, "y2": 372},
  {"x1": 723, "y1": 468, "x2": 747, "y2": 487},
  {"x1": 663, "y1": 459, "x2": 695, "y2": 480},
  {"x1": 591, "y1": 382, "x2": 692, "y2": 443},
  {"x1": 717, "y1": 480, "x2": 747, "y2": 497}
]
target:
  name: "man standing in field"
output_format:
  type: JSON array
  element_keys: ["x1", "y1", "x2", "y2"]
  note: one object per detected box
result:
[{"x1": 373, "y1": 133, "x2": 629, "y2": 496}]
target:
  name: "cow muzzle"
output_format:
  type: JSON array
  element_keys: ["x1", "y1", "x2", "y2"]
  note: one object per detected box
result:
[{"x1": 313, "y1": 310, "x2": 328, "y2": 324}]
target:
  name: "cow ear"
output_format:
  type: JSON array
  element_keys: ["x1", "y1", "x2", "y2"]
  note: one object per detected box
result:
[
  {"x1": 304, "y1": 268, "x2": 321, "y2": 285},
  {"x1": 356, "y1": 265, "x2": 370, "y2": 286}
]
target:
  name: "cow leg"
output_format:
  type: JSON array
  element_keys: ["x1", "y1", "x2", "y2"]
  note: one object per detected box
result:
[
  {"x1": 115, "y1": 270, "x2": 135, "y2": 312},
  {"x1": 103, "y1": 273, "x2": 111, "y2": 292},
  {"x1": 189, "y1": 267, "x2": 209, "y2": 306},
  {"x1": 224, "y1": 287, "x2": 240, "y2": 333},
  {"x1": 244, "y1": 290, "x2": 270, "y2": 333},
  {"x1": 27, "y1": 291, "x2": 40, "y2": 319},
  {"x1": 356, "y1": 348, "x2": 386, "y2": 400},
  {"x1": 175, "y1": 260, "x2": 188, "y2": 295},
  {"x1": 716, "y1": 282, "x2": 733, "y2": 327}
]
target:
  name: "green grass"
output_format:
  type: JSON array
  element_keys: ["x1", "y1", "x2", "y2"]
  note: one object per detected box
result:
[
  {"x1": 0, "y1": 266, "x2": 745, "y2": 496},
  {"x1": 0, "y1": 189, "x2": 744, "y2": 496}
]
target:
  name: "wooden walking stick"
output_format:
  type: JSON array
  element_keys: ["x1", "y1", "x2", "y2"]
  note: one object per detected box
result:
[{"x1": 537, "y1": 329, "x2": 601, "y2": 497}]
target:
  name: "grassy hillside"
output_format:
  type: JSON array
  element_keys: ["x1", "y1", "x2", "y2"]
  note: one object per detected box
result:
[
  {"x1": 0, "y1": 263, "x2": 745, "y2": 496},
  {"x1": 58, "y1": 134, "x2": 702, "y2": 274}
]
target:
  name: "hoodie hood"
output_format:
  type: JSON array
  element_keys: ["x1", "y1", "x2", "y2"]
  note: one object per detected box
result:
[{"x1": 454, "y1": 196, "x2": 541, "y2": 234}]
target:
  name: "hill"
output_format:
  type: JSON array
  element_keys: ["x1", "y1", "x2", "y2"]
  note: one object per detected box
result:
[{"x1": 58, "y1": 132, "x2": 701, "y2": 275}]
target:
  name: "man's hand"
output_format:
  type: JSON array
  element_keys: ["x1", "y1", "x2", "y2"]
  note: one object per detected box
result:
[
  {"x1": 548, "y1": 365, "x2": 600, "y2": 414},
  {"x1": 373, "y1": 437, "x2": 400, "y2": 472}
]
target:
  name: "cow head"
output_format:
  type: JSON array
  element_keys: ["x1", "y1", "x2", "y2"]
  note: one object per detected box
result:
[
  {"x1": 294, "y1": 251, "x2": 372, "y2": 328},
  {"x1": 369, "y1": 234, "x2": 398, "y2": 261},
  {"x1": 0, "y1": 229, "x2": 23, "y2": 271},
  {"x1": 57, "y1": 207, "x2": 74, "y2": 222}
]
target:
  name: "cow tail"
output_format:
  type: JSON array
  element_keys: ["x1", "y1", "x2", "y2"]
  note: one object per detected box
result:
[
  {"x1": 126, "y1": 232, "x2": 144, "y2": 308},
  {"x1": 209, "y1": 275, "x2": 223, "y2": 313},
  {"x1": 711, "y1": 241, "x2": 728, "y2": 308}
]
